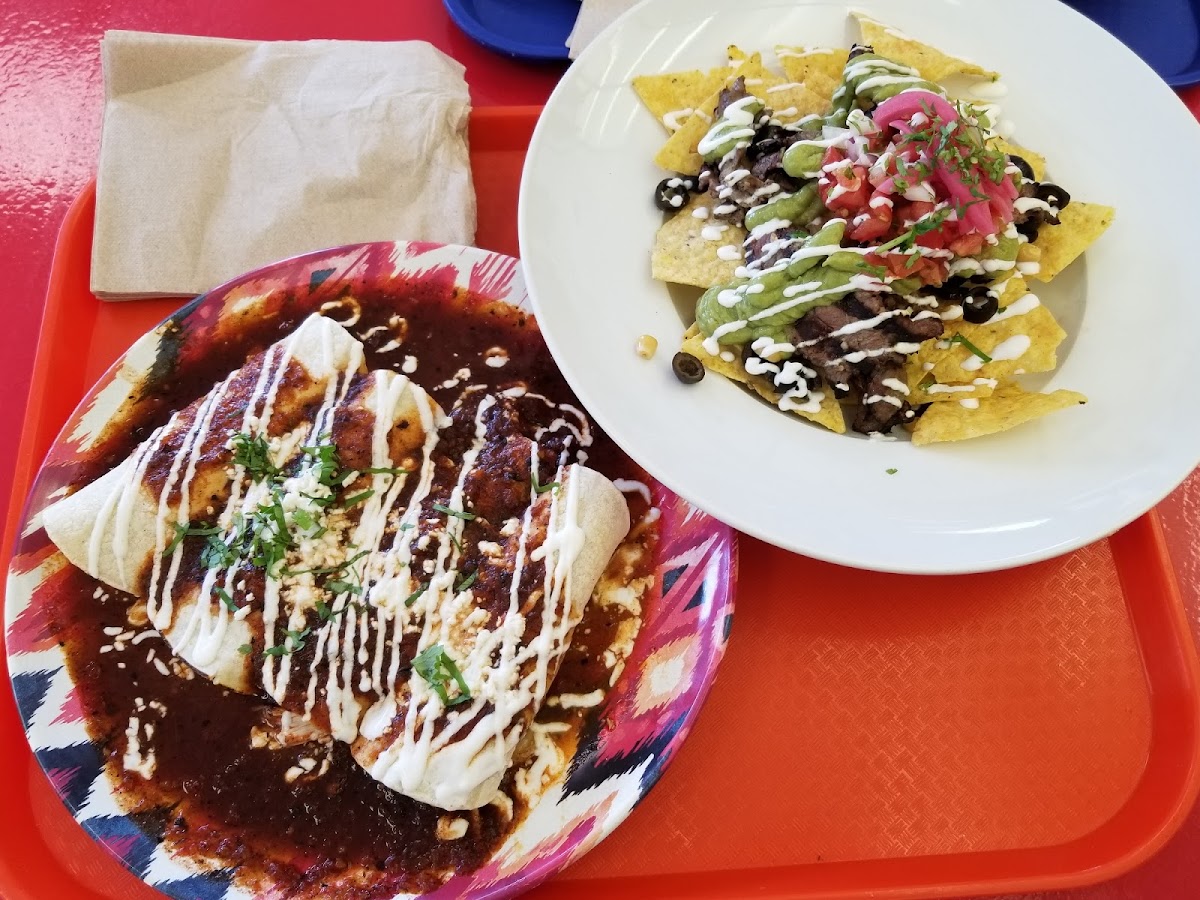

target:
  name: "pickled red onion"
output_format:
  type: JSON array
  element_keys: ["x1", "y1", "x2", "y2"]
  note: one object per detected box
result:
[{"x1": 872, "y1": 89, "x2": 1016, "y2": 237}]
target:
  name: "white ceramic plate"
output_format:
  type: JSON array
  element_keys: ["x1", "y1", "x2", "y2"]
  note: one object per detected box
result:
[{"x1": 518, "y1": 0, "x2": 1200, "y2": 574}]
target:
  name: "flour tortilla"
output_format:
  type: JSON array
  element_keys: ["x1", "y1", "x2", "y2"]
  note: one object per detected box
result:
[
  {"x1": 42, "y1": 313, "x2": 365, "y2": 599},
  {"x1": 350, "y1": 463, "x2": 630, "y2": 810}
]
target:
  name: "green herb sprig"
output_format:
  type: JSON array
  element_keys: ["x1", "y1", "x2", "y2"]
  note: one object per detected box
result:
[
  {"x1": 949, "y1": 333, "x2": 993, "y2": 363},
  {"x1": 264, "y1": 627, "x2": 311, "y2": 657},
  {"x1": 230, "y1": 432, "x2": 280, "y2": 483},
  {"x1": 532, "y1": 471, "x2": 560, "y2": 495},
  {"x1": 433, "y1": 502, "x2": 476, "y2": 521},
  {"x1": 412, "y1": 644, "x2": 471, "y2": 706}
]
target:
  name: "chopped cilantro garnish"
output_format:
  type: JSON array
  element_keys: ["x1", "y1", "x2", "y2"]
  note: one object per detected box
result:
[
  {"x1": 302, "y1": 437, "x2": 344, "y2": 490},
  {"x1": 455, "y1": 570, "x2": 478, "y2": 593},
  {"x1": 315, "y1": 598, "x2": 353, "y2": 622},
  {"x1": 448, "y1": 531, "x2": 463, "y2": 555},
  {"x1": 200, "y1": 532, "x2": 237, "y2": 570},
  {"x1": 292, "y1": 508, "x2": 315, "y2": 531},
  {"x1": 343, "y1": 489, "x2": 375, "y2": 508},
  {"x1": 886, "y1": 468, "x2": 899, "y2": 475},
  {"x1": 282, "y1": 548, "x2": 369, "y2": 578},
  {"x1": 264, "y1": 627, "x2": 310, "y2": 657},
  {"x1": 230, "y1": 432, "x2": 280, "y2": 483},
  {"x1": 269, "y1": 496, "x2": 289, "y2": 534},
  {"x1": 165, "y1": 521, "x2": 221, "y2": 555},
  {"x1": 238, "y1": 644, "x2": 253, "y2": 656},
  {"x1": 214, "y1": 585, "x2": 237, "y2": 613},
  {"x1": 875, "y1": 208, "x2": 952, "y2": 255},
  {"x1": 363, "y1": 466, "x2": 411, "y2": 476},
  {"x1": 405, "y1": 582, "x2": 428, "y2": 607},
  {"x1": 412, "y1": 644, "x2": 471, "y2": 706},
  {"x1": 949, "y1": 334, "x2": 993, "y2": 363},
  {"x1": 326, "y1": 578, "x2": 362, "y2": 596},
  {"x1": 532, "y1": 471, "x2": 560, "y2": 495},
  {"x1": 433, "y1": 502, "x2": 476, "y2": 521}
]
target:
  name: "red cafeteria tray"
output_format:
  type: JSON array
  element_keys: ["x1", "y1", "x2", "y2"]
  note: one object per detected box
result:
[{"x1": 3, "y1": 105, "x2": 1200, "y2": 900}]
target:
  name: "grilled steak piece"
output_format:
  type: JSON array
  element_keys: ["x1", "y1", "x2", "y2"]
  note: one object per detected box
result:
[
  {"x1": 715, "y1": 77, "x2": 751, "y2": 117},
  {"x1": 743, "y1": 226, "x2": 807, "y2": 271},
  {"x1": 789, "y1": 290, "x2": 944, "y2": 434},
  {"x1": 703, "y1": 81, "x2": 812, "y2": 224}
]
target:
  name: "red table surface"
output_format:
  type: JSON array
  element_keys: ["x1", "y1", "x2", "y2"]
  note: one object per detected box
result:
[{"x1": 2, "y1": 2, "x2": 1200, "y2": 898}]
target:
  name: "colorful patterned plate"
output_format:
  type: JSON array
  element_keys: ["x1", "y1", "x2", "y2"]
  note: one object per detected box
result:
[{"x1": 4, "y1": 241, "x2": 735, "y2": 900}]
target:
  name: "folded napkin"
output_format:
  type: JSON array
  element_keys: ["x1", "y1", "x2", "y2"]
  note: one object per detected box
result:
[
  {"x1": 93, "y1": 32, "x2": 475, "y2": 299},
  {"x1": 566, "y1": 0, "x2": 638, "y2": 58}
]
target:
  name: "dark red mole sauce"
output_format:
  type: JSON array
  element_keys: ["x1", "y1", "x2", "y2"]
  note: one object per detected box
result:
[{"x1": 47, "y1": 281, "x2": 656, "y2": 898}]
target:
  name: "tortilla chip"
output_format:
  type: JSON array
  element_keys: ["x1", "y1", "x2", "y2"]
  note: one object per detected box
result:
[
  {"x1": 653, "y1": 54, "x2": 830, "y2": 174},
  {"x1": 754, "y1": 71, "x2": 831, "y2": 122},
  {"x1": 911, "y1": 383, "x2": 1086, "y2": 446},
  {"x1": 654, "y1": 54, "x2": 766, "y2": 175},
  {"x1": 681, "y1": 326, "x2": 847, "y2": 434},
  {"x1": 930, "y1": 305, "x2": 1065, "y2": 386},
  {"x1": 998, "y1": 274, "x2": 1030, "y2": 307},
  {"x1": 1029, "y1": 202, "x2": 1115, "y2": 282},
  {"x1": 633, "y1": 67, "x2": 733, "y2": 133},
  {"x1": 905, "y1": 361, "x2": 998, "y2": 404},
  {"x1": 991, "y1": 138, "x2": 1046, "y2": 181},
  {"x1": 852, "y1": 12, "x2": 998, "y2": 82},
  {"x1": 652, "y1": 195, "x2": 745, "y2": 288},
  {"x1": 776, "y1": 46, "x2": 849, "y2": 100},
  {"x1": 905, "y1": 278, "x2": 1066, "y2": 396}
]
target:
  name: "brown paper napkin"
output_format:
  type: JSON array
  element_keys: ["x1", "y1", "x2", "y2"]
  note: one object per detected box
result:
[{"x1": 92, "y1": 31, "x2": 476, "y2": 299}]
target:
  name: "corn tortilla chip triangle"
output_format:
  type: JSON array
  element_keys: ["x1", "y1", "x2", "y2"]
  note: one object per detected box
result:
[
  {"x1": 633, "y1": 67, "x2": 734, "y2": 134},
  {"x1": 1029, "y1": 202, "x2": 1115, "y2": 282},
  {"x1": 920, "y1": 296, "x2": 1066, "y2": 388},
  {"x1": 905, "y1": 363, "x2": 998, "y2": 404},
  {"x1": 911, "y1": 383, "x2": 1086, "y2": 446},
  {"x1": 776, "y1": 46, "x2": 850, "y2": 87},
  {"x1": 652, "y1": 195, "x2": 745, "y2": 288},
  {"x1": 853, "y1": 12, "x2": 998, "y2": 81},
  {"x1": 754, "y1": 71, "x2": 831, "y2": 122},
  {"x1": 681, "y1": 326, "x2": 847, "y2": 434},
  {"x1": 654, "y1": 54, "x2": 766, "y2": 176}
]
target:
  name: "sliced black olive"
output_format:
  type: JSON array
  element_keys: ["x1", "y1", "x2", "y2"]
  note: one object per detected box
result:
[
  {"x1": 962, "y1": 290, "x2": 999, "y2": 324},
  {"x1": 672, "y1": 352, "x2": 706, "y2": 384},
  {"x1": 654, "y1": 177, "x2": 696, "y2": 212},
  {"x1": 1007, "y1": 154, "x2": 1035, "y2": 181},
  {"x1": 1015, "y1": 219, "x2": 1040, "y2": 242},
  {"x1": 1035, "y1": 182, "x2": 1070, "y2": 210}
]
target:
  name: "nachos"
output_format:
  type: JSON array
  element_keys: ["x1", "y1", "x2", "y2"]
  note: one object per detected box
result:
[{"x1": 641, "y1": 12, "x2": 1113, "y2": 443}]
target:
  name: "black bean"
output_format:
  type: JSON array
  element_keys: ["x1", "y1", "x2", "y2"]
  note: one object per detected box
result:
[
  {"x1": 1007, "y1": 154, "x2": 1035, "y2": 181},
  {"x1": 672, "y1": 352, "x2": 706, "y2": 385},
  {"x1": 962, "y1": 291, "x2": 999, "y2": 324}
]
